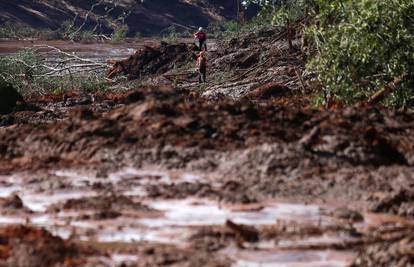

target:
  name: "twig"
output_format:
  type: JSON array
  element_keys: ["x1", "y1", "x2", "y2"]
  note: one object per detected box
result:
[
  {"x1": 294, "y1": 66, "x2": 306, "y2": 93},
  {"x1": 229, "y1": 57, "x2": 272, "y2": 82},
  {"x1": 367, "y1": 74, "x2": 407, "y2": 104},
  {"x1": 71, "y1": 0, "x2": 105, "y2": 38}
]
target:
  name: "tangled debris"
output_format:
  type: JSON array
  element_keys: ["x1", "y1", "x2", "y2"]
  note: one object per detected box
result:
[{"x1": 107, "y1": 42, "x2": 198, "y2": 80}]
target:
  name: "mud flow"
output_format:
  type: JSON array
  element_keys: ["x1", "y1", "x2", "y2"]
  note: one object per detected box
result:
[
  {"x1": 0, "y1": 167, "x2": 411, "y2": 267},
  {"x1": 2, "y1": 30, "x2": 414, "y2": 267}
]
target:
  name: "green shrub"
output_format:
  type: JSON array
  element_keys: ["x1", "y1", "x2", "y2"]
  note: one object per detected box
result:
[
  {"x1": 111, "y1": 25, "x2": 129, "y2": 44},
  {"x1": 307, "y1": 0, "x2": 414, "y2": 106},
  {"x1": 162, "y1": 25, "x2": 180, "y2": 42},
  {"x1": 207, "y1": 13, "x2": 276, "y2": 40},
  {"x1": 0, "y1": 23, "x2": 40, "y2": 39}
]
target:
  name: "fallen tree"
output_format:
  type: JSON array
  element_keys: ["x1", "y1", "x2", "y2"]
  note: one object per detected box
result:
[{"x1": 0, "y1": 45, "x2": 110, "y2": 95}]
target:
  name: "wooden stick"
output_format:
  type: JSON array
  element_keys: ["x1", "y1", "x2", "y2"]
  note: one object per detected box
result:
[
  {"x1": 367, "y1": 74, "x2": 407, "y2": 104},
  {"x1": 294, "y1": 67, "x2": 306, "y2": 94}
]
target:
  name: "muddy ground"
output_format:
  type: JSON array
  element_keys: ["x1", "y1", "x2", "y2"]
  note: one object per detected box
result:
[{"x1": 1, "y1": 29, "x2": 414, "y2": 267}]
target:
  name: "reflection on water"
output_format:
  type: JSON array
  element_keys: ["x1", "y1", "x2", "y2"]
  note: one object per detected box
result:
[{"x1": 1, "y1": 167, "x2": 409, "y2": 266}]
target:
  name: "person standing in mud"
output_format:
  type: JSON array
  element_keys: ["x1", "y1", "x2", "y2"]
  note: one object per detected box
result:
[
  {"x1": 194, "y1": 27, "x2": 207, "y2": 51},
  {"x1": 197, "y1": 51, "x2": 207, "y2": 83}
]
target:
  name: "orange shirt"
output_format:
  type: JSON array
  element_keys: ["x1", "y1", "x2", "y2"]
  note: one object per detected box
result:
[{"x1": 197, "y1": 56, "x2": 207, "y2": 67}]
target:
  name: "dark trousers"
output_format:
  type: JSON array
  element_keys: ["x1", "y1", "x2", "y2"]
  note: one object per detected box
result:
[
  {"x1": 199, "y1": 66, "x2": 206, "y2": 83},
  {"x1": 198, "y1": 39, "x2": 207, "y2": 51}
]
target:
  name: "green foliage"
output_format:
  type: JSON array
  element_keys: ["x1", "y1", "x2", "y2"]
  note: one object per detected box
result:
[
  {"x1": 207, "y1": 21, "x2": 239, "y2": 39},
  {"x1": 244, "y1": 0, "x2": 315, "y2": 26},
  {"x1": 78, "y1": 31, "x2": 97, "y2": 44},
  {"x1": 0, "y1": 23, "x2": 51, "y2": 40},
  {"x1": 207, "y1": 13, "x2": 275, "y2": 40},
  {"x1": 111, "y1": 25, "x2": 129, "y2": 44},
  {"x1": 161, "y1": 26, "x2": 179, "y2": 42},
  {"x1": 307, "y1": 0, "x2": 414, "y2": 106},
  {"x1": 81, "y1": 76, "x2": 108, "y2": 92},
  {"x1": 0, "y1": 49, "x2": 42, "y2": 93}
]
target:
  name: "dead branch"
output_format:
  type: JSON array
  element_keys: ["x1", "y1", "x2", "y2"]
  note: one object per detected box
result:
[
  {"x1": 367, "y1": 74, "x2": 407, "y2": 104},
  {"x1": 32, "y1": 45, "x2": 106, "y2": 65},
  {"x1": 71, "y1": 0, "x2": 106, "y2": 38},
  {"x1": 230, "y1": 57, "x2": 272, "y2": 82},
  {"x1": 294, "y1": 66, "x2": 306, "y2": 93}
]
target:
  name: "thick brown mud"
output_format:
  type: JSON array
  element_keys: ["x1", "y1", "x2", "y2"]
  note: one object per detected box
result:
[
  {"x1": 1, "y1": 31, "x2": 414, "y2": 266},
  {"x1": 0, "y1": 167, "x2": 408, "y2": 267}
]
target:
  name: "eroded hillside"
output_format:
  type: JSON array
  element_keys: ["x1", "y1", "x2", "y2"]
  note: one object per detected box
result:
[{"x1": 0, "y1": 0, "x2": 256, "y2": 36}]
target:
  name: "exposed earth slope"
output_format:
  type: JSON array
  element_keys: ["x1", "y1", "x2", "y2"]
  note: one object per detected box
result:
[{"x1": 0, "y1": 0, "x2": 256, "y2": 36}]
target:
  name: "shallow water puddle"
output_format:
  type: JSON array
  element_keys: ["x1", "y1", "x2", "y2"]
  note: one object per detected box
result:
[
  {"x1": 1, "y1": 168, "x2": 409, "y2": 266},
  {"x1": 21, "y1": 190, "x2": 97, "y2": 212},
  {"x1": 140, "y1": 199, "x2": 324, "y2": 227},
  {"x1": 111, "y1": 254, "x2": 140, "y2": 264},
  {"x1": 227, "y1": 248, "x2": 355, "y2": 267},
  {"x1": 1, "y1": 168, "x2": 204, "y2": 213},
  {"x1": 94, "y1": 226, "x2": 191, "y2": 244},
  {"x1": 276, "y1": 234, "x2": 357, "y2": 248}
]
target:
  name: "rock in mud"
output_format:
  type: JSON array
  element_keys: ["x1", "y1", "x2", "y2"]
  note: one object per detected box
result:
[
  {"x1": 49, "y1": 195, "x2": 151, "y2": 213},
  {"x1": 225, "y1": 219, "x2": 259, "y2": 245},
  {"x1": 0, "y1": 80, "x2": 23, "y2": 114},
  {"x1": 370, "y1": 188, "x2": 414, "y2": 219},
  {"x1": 0, "y1": 194, "x2": 24, "y2": 210},
  {"x1": 244, "y1": 82, "x2": 290, "y2": 100}
]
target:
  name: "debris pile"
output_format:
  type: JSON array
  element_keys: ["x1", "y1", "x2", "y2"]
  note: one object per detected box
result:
[{"x1": 107, "y1": 42, "x2": 197, "y2": 80}]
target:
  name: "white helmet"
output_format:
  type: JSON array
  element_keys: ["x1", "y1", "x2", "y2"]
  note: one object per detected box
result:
[{"x1": 198, "y1": 27, "x2": 203, "y2": 31}]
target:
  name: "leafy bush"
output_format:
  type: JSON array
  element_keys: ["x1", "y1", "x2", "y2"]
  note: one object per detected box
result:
[
  {"x1": 244, "y1": 0, "x2": 314, "y2": 26},
  {"x1": 307, "y1": 0, "x2": 414, "y2": 106},
  {"x1": 0, "y1": 23, "x2": 47, "y2": 39},
  {"x1": 207, "y1": 12, "x2": 276, "y2": 40},
  {"x1": 111, "y1": 25, "x2": 129, "y2": 44}
]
